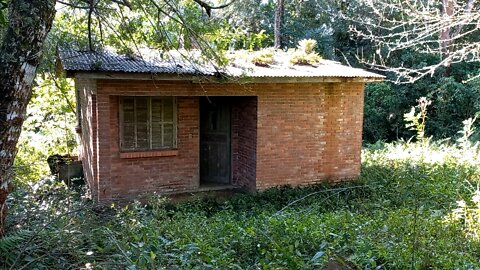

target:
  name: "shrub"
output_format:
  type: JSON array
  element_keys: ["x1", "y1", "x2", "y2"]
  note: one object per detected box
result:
[
  {"x1": 363, "y1": 76, "x2": 480, "y2": 144},
  {"x1": 363, "y1": 82, "x2": 402, "y2": 142}
]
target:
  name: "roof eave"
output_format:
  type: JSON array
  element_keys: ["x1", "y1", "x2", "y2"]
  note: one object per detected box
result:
[
  {"x1": 65, "y1": 70, "x2": 199, "y2": 81},
  {"x1": 200, "y1": 76, "x2": 385, "y2": 84},
  {"x1": 65, "y1": 70, "x2": 384, "y2": 83}
]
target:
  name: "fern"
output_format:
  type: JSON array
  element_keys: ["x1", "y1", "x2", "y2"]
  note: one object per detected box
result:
[{"x1": 0, "y1": 229, "x2": 33, "y2": 265}]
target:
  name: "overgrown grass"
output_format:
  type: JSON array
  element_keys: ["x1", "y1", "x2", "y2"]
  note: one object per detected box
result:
[{"x1": 2, "y1": 141, "x2": 480, "y2": 269}]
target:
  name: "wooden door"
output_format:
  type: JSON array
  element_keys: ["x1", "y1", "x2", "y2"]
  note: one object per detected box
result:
[{"x1": 200, "y1": 97, "x2": 231, "y2": 184}]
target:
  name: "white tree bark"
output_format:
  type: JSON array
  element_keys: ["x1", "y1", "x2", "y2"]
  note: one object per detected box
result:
[{"x1": 0, "y1": 0, "x2": 56, "y2": 237}]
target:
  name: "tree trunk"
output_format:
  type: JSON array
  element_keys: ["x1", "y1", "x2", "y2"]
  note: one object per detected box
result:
[
  {"x1": 440, "y1": 0, "x2": 455, "y2": 75},
  {"x1": 0, "y1": 0, "x2": 56, "y2": 237},
  {"x1": 274, "y1": 0, "x2": 284, "y2": 49},
  {"x1": 440, "y1": 0, "x2": 476, "y2": 76}
]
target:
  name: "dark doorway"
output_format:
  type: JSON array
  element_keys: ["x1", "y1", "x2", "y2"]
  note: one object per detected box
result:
[{"x1": 200, "y1": 97, "x2": 231, "y2": 185}]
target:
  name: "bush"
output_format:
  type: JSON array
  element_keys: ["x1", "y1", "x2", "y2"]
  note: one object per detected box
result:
[
  {"x1": 363, "y1": 82, "x2": 403, "y2": 142},
  {"x1": 428, "y1": 77, "x2": 480, "y2": 139}
]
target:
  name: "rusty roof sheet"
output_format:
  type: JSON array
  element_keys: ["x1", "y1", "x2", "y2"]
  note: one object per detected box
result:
[
  {"x1": 58, "y1": 49, "x2": 384, "y2": 80},
  {"x1": 58, "y1": 50, "x2": 218, "y2": 75}
]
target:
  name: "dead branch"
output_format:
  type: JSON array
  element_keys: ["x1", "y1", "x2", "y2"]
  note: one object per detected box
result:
[{"x1": 345, "y1": 0, "x2": 480, "y2": 83}]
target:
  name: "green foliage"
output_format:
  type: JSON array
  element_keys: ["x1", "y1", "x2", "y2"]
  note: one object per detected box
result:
[
  {"x1": 0, "y1": 229, "x2": 32, "y2": 265},
  {"x1": 363, "y1": 77, "x2": 480, "y2": 144},
  {"x1": 0, "y1": 0, "x2": 8, "y2": 41},
  {"x1": 209, "y1": 27, "x2": 270, "y2": 51},
  {"x1": 363, "y1": 82, "x2": 402, "y2": 142},
  {"x1": 0, "y1": 0, "x2": 7, "y2": 26},
  {"x1": 216, "y1": 0, "x2": 274, "y2": 47},
  {"x1": 5, "y1": 141, "x2": 480, "y2": 269},
  {"x1": 297, "y1": 38, "x2": 317, "y2": 54},
  {"x1": 14, "y1": 74, "x2": 77, "y2": 184},
  {"x1": 2, "y1": 177, "x2": 99, "y2": 269},
  {"x1": 428, "y1": 77, "x2": 480, "y2": 139},
  {"x1": 446, "y1": 189, "x2": 480, "y2": 240}
]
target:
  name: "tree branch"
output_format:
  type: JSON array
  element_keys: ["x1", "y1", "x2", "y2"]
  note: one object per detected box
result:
[
  {"x1": 51, "y1": 76, "x2": 75, "y2": 114},
  {"x1": 191, "y1": 0, "x2": 234, "y2": 17},
  {"x1": 87, "y1": 0, "x2": 94, "y2": 51},
  {"x1": 452, "y1": 0, "x2": 477, "y2": 38},
  {"x1": 110, "y1": 0, "x2": 132, "y2": 10},
  {"x1": 57, "y1": 0, "x2": 89, "y2": 9}
]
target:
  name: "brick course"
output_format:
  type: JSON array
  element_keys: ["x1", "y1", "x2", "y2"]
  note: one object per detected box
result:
[{"x1": 76, "y1": 78, "x2": 364, "y2": 201}]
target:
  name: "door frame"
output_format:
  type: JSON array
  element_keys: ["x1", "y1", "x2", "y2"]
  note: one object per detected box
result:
[{"x1": 199, "y1": 96, "x2": 233, "y2": 185}]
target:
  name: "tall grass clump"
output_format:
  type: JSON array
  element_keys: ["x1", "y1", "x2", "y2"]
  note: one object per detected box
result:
[{"x1": 2, "y1": 140, "x2": 480, "y2": 269}]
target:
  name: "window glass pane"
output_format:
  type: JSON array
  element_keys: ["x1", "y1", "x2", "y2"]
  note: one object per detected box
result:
[
  {"x1": 135, "y1": 98, "x2": 149, "y2": 149},
  {"x1": 122, "y1": 98, "x2": 135, "y2": 123},
  {"x1": 163, "y1": 98, "x2": 174, "y2": 122},
  {"x1": 151, "y1": 98, "x2": 163, "y2": 122},
  {"x1": 136, "y1": 97, "x2": 149, "y2": 123},
  {"x1": 164, "y1": 123, "x2": 174, "y2": 147},
  {"x1": 151, "y1": 122, "x2": 163, "y2": 148},
  {"x1": 136, "y1": 123, "x2": 149, "y2": 149},
  {"x1": 151, "y1": 98, "x2": 163, "y2": 148},
  {"x1": 122, "y1": 123, "x2": 135, "y2": 149}
]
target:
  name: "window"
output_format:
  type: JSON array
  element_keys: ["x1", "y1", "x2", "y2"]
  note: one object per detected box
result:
[{"x1": 119, "y1": 96, "x2": 176, "y2": 151}]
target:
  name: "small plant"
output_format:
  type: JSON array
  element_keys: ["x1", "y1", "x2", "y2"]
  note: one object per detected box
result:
[
  {"x1": 251, "y1": 48, "x2": 274, "y2": 67},
  {"x1": 446, "y1": 189, "x2": 480, "y2": 239},
  {"x1": 297, "y1": 39, "x2": 317, "y2": 54},
  {"x1": 289, "y1": 39, "x2": 322, "y2": 65},
  {"x1": 404, "y1": 97, "x2": 432, "y2": 143},
  {"x1": 457, "y1": 112, "x2": 480, "y2": 149}
]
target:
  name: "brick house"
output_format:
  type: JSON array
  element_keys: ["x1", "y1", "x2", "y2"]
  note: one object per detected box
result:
[{"x1": 57, "y1": 49, "x2": 383, "y2": 202}]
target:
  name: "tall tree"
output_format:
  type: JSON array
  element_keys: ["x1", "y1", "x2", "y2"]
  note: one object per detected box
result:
[
  {"x1": 274, "y1": 0, "x2": 284, "y2": 48},
  {"x1": 440, "y1": 0, "x2": 476, "y2": 75},
  {"x1": 0, "y1": 0, "x2": 56, "y2": 237}
]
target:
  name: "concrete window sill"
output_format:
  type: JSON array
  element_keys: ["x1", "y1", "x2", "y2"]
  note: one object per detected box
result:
[{"x1": 119, "y1": 150, "x2": 178, "y2": 159}]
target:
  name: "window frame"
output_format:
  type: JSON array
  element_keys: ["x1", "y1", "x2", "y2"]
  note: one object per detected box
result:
[{"x1": 119, "y1": 96, "x2": 177, "y2": 152}]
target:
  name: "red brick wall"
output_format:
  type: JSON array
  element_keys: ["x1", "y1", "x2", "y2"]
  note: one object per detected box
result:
[
  {"x1": 76, "y1": 79, "x2": 98, "y2": 200},
  {"x1": 232, "y1": 97, "x2": 257, "y2": 190},
  {"x1": 104, "y1": 96, "x2": 199, "y2": 201},
  {"x1": 255, "y1": 82, "x2": 364, "y2": 189},
  {"x1": 77, "y1": 79, "x2": 364, "y2": 201},
  {"x1": 319, "y1": 83, "x2": 364, "y2": 182}
]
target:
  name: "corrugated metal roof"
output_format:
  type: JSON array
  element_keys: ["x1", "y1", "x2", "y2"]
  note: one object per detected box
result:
[
  {"x1": 58, "y1": 50, "x2": 218, "y2": 75},
  {"x1": 58, "y1": 49, "x2": 384, "y2": 80}
]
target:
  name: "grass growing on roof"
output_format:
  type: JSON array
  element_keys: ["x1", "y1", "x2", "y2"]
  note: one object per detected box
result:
[
  {"x1": 289, "y1": 39, "x2": 322, "y2": 66},
  {"x1": 3, "y1": 141, "x2": 480, "y2": 269}
]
